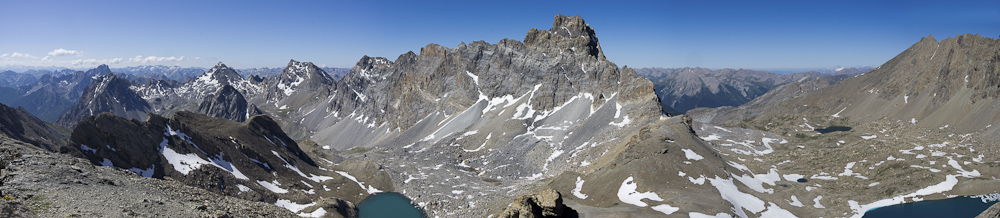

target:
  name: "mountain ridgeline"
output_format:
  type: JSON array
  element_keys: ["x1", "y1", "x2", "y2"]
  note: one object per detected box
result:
[
  {"x1": 636, "y1": 67, "x2": 869, "y2": 114},
  {"x1": 37, "y1": 14, "x2": 665, "y2": 217}
]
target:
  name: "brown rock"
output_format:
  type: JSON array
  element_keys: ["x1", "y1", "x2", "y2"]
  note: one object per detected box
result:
[{"x1": 500, "y1": 188, "x2": 577, "y2": 218}]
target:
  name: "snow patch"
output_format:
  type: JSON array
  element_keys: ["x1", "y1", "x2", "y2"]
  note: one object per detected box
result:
[
  {"x1": 572, "y1": 177, "x2": 588, "y2": 199},
  {"x1": 617, "y1": 176, "x2": 664, "y2": 207},
  {"x1": 275, "y1": 199, "x2": 315, "y2": 212},
  {"x1": 682, "y1": 148, "x2": 704, "y2": 161}
]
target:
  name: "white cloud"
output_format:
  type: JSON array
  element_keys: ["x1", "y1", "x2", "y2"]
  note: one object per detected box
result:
[
  {"x1": 194, "y1": 57, "x2": 201, "y2": 60},
  {"x1": 72, "y1": 58, "x2": 125, "y2": 66},
  {"x1": 71, "y1": 55, "x2": 187, "y2": 66},
  {"x1": 1, "y1": 52, "x2": 38, "y2": 59},
  {"x1": 47, "y1": 48, "x2": 83, "y2": 57},
  {"x1": 129, "y1": 55, "x2": 186, "y2": 63}
]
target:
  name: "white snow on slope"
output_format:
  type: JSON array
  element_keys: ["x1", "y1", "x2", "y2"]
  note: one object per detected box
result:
[
  {"x1": 336, "y1": 171, "x2": 383, "y2": 194},
  {"x1": 275, "y1": 199, "x2": 315, "y2": 212},
  {"x1": 257, "y1": 180, "x2": 289, "y2": 193},
  {"x1": 617, "y1": 176, "x2": 664, "y2": 207},
  {"x1": 683, "y1": 148, "x2": 704, "y2": 160},
  {"x1": 572, "y1": 177, "x2": 589, "y2": 199},
  {"x1": 651, "y1": 204, "x2": 680, "y2": 215},
  {"x1": 298, "y1": 208, "x2": 326, "y2": 217},
  {"x1": 701, "y1": 134, "x2": 721, "y2": 141}
]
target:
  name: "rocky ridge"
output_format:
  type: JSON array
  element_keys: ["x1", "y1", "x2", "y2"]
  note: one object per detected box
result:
[
  {"x1": 67, "y1": 111, "x2": 387, "y2": 217},
  {"x1": 636, "y1": 67, "x2": 865, "y2": 114}
]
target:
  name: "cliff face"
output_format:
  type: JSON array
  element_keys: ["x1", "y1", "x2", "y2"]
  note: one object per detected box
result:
[{"x1": 196, "y1": 84, "x2": 263, "y2": 122}]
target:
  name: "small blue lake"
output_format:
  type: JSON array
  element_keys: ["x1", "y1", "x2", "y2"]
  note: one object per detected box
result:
[
  {"x1": 862, "y1": 195, "x2": 998, "y2": 218},
  {"x1": 815, "y1": 126, "x2": 852, "y2": 134},
  {"x1": 357, "y1": 192, "x2": 425, "y2": 218}
]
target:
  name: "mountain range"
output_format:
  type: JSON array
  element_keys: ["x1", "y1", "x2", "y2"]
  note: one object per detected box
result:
[
  {"x1": 636, "y1": 67, "x2": 870, "y2": 114},
  {"x1": 0, "y1": 16, "x2": 998, "y2": 218}
]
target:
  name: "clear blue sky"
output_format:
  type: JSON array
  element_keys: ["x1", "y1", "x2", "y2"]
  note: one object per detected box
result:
[{"x1": 1, "y1": 0, "x2": 998, "y2": 70}]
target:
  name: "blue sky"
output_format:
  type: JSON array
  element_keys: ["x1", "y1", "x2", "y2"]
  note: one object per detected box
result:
[{"x1": 1, "y1": 0, "x2": 998, "y2": 70}]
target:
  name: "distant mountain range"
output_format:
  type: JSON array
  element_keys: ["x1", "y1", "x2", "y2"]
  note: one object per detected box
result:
[{"x1": 636, "y1": 66, "x2": 871, "y2": 114}]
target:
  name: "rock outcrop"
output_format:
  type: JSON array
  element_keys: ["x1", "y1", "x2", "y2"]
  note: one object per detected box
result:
[
  {"x1": 978, "y1": 202, "x2": 1000, "y2": 218},
  {"x1": 500, "y1": 189, "x2": 576, "y2": 218}
]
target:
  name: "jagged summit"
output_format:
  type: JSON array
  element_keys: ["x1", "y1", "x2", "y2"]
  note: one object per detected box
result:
[
  {"x1": 194, "y1": 62, "x2": 244, "y2": 86},
  {"x1": 275, "y1": 59, "x2": 333, "y2": 96},
  {"x1": 349, "y1": 56, "x2": 393, "y2": 83},
  {"x1": 87, "y1": 64, "x2": 113, "y2": 75},
  {"x1": 524, "y1": 14, "x2": 605, "y2": 59}
]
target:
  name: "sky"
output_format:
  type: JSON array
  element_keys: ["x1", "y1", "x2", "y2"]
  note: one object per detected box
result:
[{"x1": 1, "y1": 0, "x2": 998, "y2": 71}]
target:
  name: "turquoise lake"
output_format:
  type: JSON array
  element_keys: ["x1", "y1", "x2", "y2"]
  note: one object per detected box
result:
[{"x1": 357, "y1": 192, "x2": 425, "y2": 218}]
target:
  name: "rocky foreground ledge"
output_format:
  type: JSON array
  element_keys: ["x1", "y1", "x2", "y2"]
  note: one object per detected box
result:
[{"x1": 0, "y1": 136, "x2": 296, "y2": 217}]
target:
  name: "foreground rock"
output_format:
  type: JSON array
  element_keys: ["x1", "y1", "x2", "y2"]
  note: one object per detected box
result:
[
  {"x1": 978, "y1": 202, "x2": 1000, "y2": 218},
  {"x1": 0, "y1": 136, "x2": 296, "y2": 217}
]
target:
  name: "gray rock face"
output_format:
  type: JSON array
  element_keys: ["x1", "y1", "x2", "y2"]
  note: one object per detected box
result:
[
  {"x1": 197, "y1": 84, "x2": 263, "y2": 122},
  {"x1": 55, "y1": 73, "x2": 152, "y2": 128}
]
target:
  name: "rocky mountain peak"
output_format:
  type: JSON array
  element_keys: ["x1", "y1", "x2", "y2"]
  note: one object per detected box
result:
[
  {"x1": 194, "y1": 62, "x2": 243, "y2": 86},
  {"x1": 274, "y1": 59, "x2": 333, "y2": 96},
  {"x1": 87, "y1": 64, "x2": 113, "y2": 75},
  {"x1": 524, "y1": 14, "x2": 605, "y2": 59},
  {"x1": 550, "y1": 15, "x2": 596, "y2": 40},
  {"x1": 196, "y1": 84, "x2": 262, "y2": 122},
  {"x1": 349, "y1": 55, "x2": 394, "y2": 83}
]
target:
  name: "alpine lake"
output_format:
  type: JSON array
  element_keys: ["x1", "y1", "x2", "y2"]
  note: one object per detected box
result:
[{"x1": 357, "y1": 192, "x2": 426, "y2": 218}]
